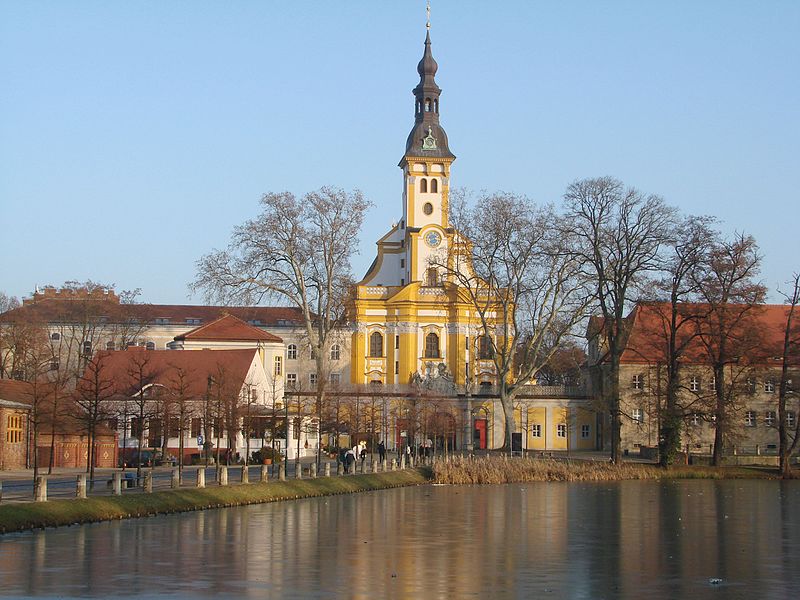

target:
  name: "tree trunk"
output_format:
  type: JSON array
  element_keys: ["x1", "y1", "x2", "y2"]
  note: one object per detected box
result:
[
  {"x1": 609, "y1": 352, "x2": 622, "y2": 464},
  {"x1": 712, "y1": 365, "x2": 725, "y2": 466}
]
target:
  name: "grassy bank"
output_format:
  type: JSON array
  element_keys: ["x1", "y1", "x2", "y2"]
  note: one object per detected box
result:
[
  {"x1": 0, "y1": 469, "x2": 430, "y2": 535},
  {"x1": 432, "y1": 456, "x2": 783, "y2": 484}
]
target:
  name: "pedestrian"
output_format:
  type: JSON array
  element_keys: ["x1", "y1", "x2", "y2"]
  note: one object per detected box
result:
[
  {"x1": 345, "y1": 448, "x2": 355, "y2": 473},
  {"x1": 377, "y1": 440, "x2": 386, "y2": 463}
]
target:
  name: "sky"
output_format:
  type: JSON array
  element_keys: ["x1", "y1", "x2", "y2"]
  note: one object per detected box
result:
[{"x1": 1, "y1": 1, "x2": 798, "y2": 306}]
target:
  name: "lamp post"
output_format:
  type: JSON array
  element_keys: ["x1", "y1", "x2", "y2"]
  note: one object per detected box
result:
[{"x1": 465, "y1": 376, "x2": 474, "y2": 454}]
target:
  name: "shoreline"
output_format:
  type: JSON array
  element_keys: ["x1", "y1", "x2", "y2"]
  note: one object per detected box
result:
[
  {"x1": 0, "y1": 469, "x2": 430, "y2": 535},
  {"x1": 2, "y1": 458, "x2": 794, "y2": 535}
]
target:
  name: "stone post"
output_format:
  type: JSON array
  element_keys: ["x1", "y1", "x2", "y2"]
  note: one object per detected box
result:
[
  {"x1": 143, "y1": 471, "x2": 153, "y2": 493},
  {"x1": 113, "y1": 472, "x2": 123, "y2": 496},
  {"x1": 196, "y1": 467, "x2": 206, "y2": 488},
  {"x1": 261, "y1": 464, "x2": 269, "y2": 482},
  {"x1": 0, "y1": 480, "x2": 3, "y2": 503},
  {"x1": 392, "y1": 458, "x2": 398, "y2": 471},
  {"x1": 337, "y1": 462, "x2": 344, "y2": 476},
  {"x1": 241, "y1": 466, "x2": 249, "y2": 484},
  {"x1": 171, "y1": 468, "x2": 180, "y2": 489},
  {"x1": 296, "y1": 462, "x2": 303, "y2": 479},
  {"x1": 219, "y1": 467, "x2": 228, "y2": 486},
  {"x1": 325, "y1": 462, "x2": 331, "y2": 477},
  {"x1": 310, "y1": 462, "x2": 317, "y2": 478},
  {"x1": 34, "y1": 476, "x2": 47, "y2": 502},
  {"x1": 76, "y1": 474, "x2": 87, "y2": 499},
  {"x1": 400, "y1": 455, "x2": 406, "y2": 469},
  {"x1": 372, "y1": 459, "x2": 378, "y2": 474},
  {"x1": 279, "y1": 463, "x2": 286, "y2": 481}
]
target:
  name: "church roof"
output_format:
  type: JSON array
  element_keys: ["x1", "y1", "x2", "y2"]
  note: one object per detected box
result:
[
  {"x1": 402, "y1": 28, "x2": 455, "y2": 162},
  {"x1": 174, "y1": 314, "x2": 282, "y2": 343}
]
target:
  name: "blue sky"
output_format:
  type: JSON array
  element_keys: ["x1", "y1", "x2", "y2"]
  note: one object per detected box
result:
[{"x1": 1, "y1": 1, "x2": 798, "y2": 305}]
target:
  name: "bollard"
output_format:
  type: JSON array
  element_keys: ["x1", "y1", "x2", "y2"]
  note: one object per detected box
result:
[
  {"x1": 279, "y1": 463, "x2": 286, "y2": 481},
  {"x1": 296, "y1": 462, "x2": 303, "y2": 479},
  {"x1": 241, "y1": 465, "x2": 249, "y2": 484},
  {"x1": 143, "y1": 471, "x2": 153, "y2": 493},
  {"x1": 372, "y1": 460, "x2": 378, "y2": 474},
  {"x1": 76, "y1": 474, "x2": 87, "y2": 499},
  {"x1": 196, "y1": 467, "x2": 206, "y2": 488},
  {"x1": 337, "y1": 462, "x2": 344, "y2": 476},
  {"x1": 219, "y1": 467, "x2": 228, "y2": 486},
  {"x1": 391, "y1": 458, "x2": 397, "y2": 471},
  {"x1": 325, "y1": 462, "x2": 331, "y2": 477},
  {"x1": 171, "y1": 468, "x2": 180, "y2": 489},
  {"x1": 113, "y1": 472, "x2": 123, "y2": 496},
  {"x1": 383, "y1": 459, "x2": 388, "y2": 472},
  {"x1": 310, "y1": 462, "x2": 317, "y2": 478},
  {"x1": 756, "y1": 444, "x2": 761, "y2": 456},
  {"x1": 0, "y1": 480, "x2": 3, "y2": 503},
  {"x1": 33, "y1": 476, "x2": 48, "y2": 502},
  {"x1": 261, "y1": 464, "x2": 269, "y2": 483}
]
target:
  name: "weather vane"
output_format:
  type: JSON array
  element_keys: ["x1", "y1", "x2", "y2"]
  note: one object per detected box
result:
[{"x1": 426, "y1": 1, "x2": 431, "y2": 30}]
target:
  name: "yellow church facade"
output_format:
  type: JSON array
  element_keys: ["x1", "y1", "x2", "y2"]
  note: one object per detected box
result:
[{"x1": 348, "y1": 24, "x2": 596, "y2": 452}]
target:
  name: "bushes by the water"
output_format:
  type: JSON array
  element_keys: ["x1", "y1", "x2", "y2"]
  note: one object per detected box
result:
[{"x1": 431, "y1": 455, "x2": 779, "y2": 484}]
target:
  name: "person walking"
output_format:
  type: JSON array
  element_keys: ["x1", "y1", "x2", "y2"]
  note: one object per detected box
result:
[{"x1": 377, "y1": 440, "x2": 386, "y2": 463}]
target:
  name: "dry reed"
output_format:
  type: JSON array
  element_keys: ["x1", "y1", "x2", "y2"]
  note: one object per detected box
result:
[{"x1": 431, "y1": 455, "x2": 776, "y2": 484}]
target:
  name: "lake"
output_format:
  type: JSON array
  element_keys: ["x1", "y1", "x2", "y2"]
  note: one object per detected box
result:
[{"x1": 1, "y1": 480, "x2": 798, "y2": 599}]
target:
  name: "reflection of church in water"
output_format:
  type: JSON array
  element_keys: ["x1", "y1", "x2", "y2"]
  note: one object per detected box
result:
[{"x1": 348, "y1": 20, "x2": 595, "y2": 452}]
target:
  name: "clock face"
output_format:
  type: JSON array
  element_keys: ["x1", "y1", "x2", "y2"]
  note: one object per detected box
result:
[{"x1": 425, "y1": 230, "x2": 442, "y2": 247}]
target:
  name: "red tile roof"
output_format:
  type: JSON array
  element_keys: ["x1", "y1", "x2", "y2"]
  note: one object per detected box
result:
[
  {"x1": 0, "y1": 379, "x2": 34, "y2": 406},
  {"x1": 175, "y1": 314, "x2": 282, "y2": 343},
  {"x1": 605, "y1": 302, "x2": 799, "y2": 366},
  {"x1": 0, "y1": 300, "x2": 305, "y2": 327},
  {"x1": 95, "y1": 348, "x2": 261, "y2": 398}
]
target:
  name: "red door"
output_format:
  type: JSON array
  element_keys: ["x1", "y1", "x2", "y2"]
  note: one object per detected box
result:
[{"x1": 474, "y1": 419, "x2": 487, "y2": 450}]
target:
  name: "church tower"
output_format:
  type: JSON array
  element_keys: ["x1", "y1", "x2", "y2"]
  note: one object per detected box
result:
[{"x1": 350, "y1": 18, "x2": 492, "y2": 390}]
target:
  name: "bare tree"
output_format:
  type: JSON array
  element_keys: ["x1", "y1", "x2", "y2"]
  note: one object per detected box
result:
[
  {"x1": 693, "y1": 233, "x2": 767, "y2": 465},
  {"x1": 777, "y1": 273, "x2": 800, "y2": 476},
  {"x1": 194, "y1": 186, "x2": 371, "y2": 466},
  {"x1": 165, "y1": 363, "x2": 197, "y2": 474},
  {"x1": 126, "y1": 350, "x2": 160, "y2": 480},
  {"x1": 434, "y1": 190, "x2": 594, "y2": 450},
  {"x1": 0, "y1": 292, "x2": 20, "y2": 314},
  {"x1": 563, "y1": 176, "x2": 677, "y2": 463},
  {"x1": 73, "y1": 352, "x2": 116, "y2": 483},
  {"x1": 640, "y1": 216, "x2": 717, "y2": 465}
]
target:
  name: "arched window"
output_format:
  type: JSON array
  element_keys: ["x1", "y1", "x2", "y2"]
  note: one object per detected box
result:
[
  {"x1": 369, "y1": 331, "x2": 383, "y2": 358},
  {"x1": 425, "y1": 268, "x2": 439, "y2": 287},
  {"x1": 430, "y1": 178, "x2": 438, "y2": 193},
  {"x1": 106, "y1": 341, "x2": 115, "y2": 351},
  {"x1": 145, "y1": 341, "x2": 155, "y2": 351},
  {"x1": 425, "y1": 98, "x2": 431, "y2": 112},
  {"x1": 50, "y1": 332, "x2": 60, "y2": 341},
  {"x1": 287, "y1": 344, "x2": 297, "y2": 360},
  {"x1": 425, "y1": 332, "x2": 440, "y2": 358},
  {"x1": 420, "y1": 178, "x2": 428, "y2": 193},
  {"x1": 434, "y1": 99, "x2": 439, "y2": 113},
  {"x1": 478, "y1": 336, "x2": 493, "y2": 359},
  {"x1": 330, "y1": 344, "x2": 340, "y2": 361}
]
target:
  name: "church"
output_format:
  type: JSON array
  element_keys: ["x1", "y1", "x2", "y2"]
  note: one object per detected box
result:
[{"x1": 350, "y1": 23, "x2": 494, "y2": 391}]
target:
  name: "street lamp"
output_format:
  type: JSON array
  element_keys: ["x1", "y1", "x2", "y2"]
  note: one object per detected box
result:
[{"x1": 465, "y1": 376, "x2": 474, "y2": 454}]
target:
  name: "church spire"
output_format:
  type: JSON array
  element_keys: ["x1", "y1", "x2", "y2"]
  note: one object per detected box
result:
[{"x1": 401, "y1": 4, "x2": 454, "y2": 163}]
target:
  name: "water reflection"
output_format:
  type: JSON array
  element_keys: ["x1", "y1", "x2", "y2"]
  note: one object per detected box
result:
[{"x1": 0, "y1": 480, "x2": 798, "y2": 599}]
